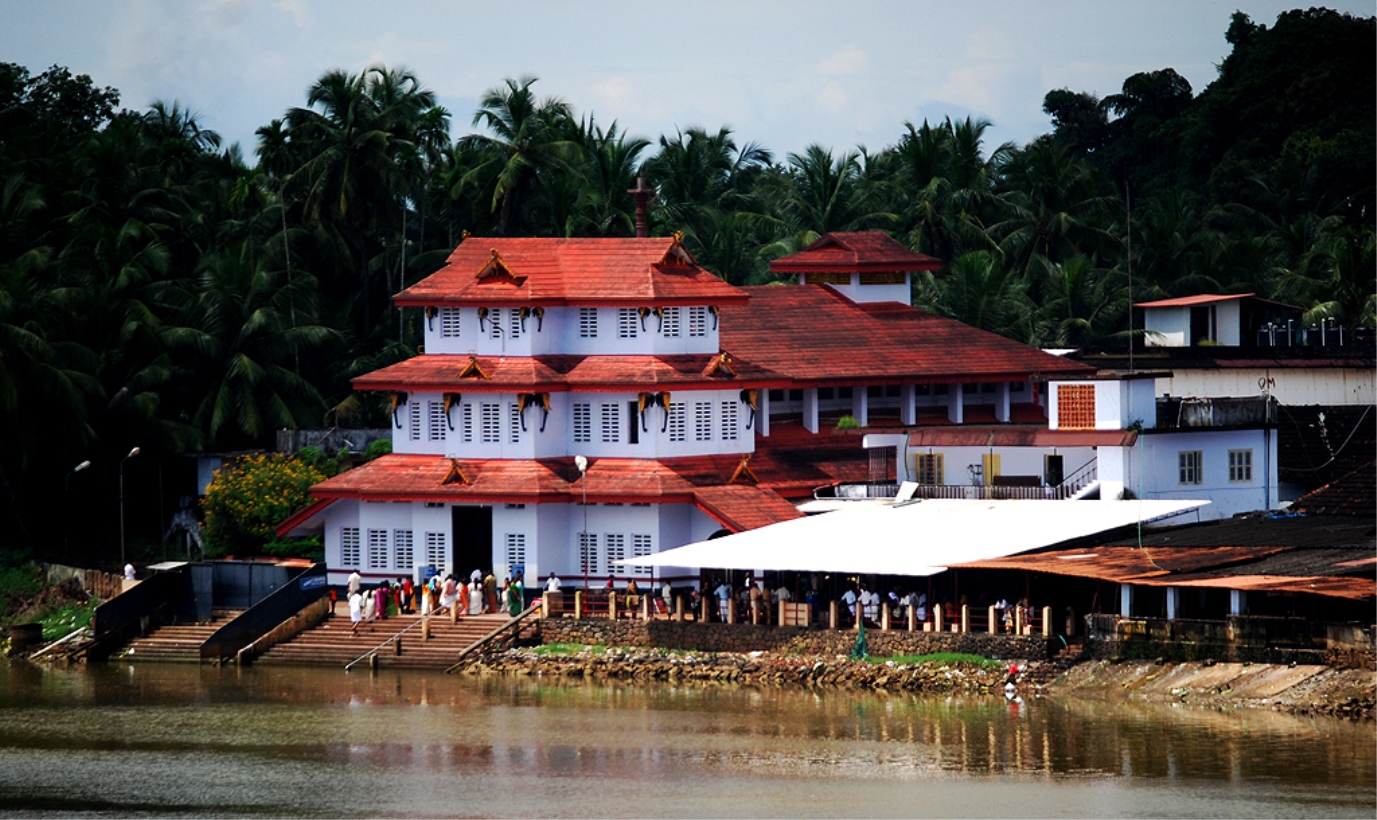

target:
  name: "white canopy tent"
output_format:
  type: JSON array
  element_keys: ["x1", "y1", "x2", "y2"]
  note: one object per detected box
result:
[{"x1": 616, "y1": 499, "x2": 1208, "y2": 577}]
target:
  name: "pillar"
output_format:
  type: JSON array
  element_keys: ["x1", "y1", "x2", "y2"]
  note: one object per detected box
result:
[
  {"x1": 907, "y1": 605, "x2": 916, "y2": 632},
  {"x1": 727, "y1": 597, "x2": 736, "y2": 624},
  {"x1": 574, "y1": 590, "x2": 583, "y2": 619},
  {"x1": 1229, "y1": 589, "x2": 1246, "y2": 616},
  {"x1": 995, "y1": 381, "x2": 1010, "y2": 423},
  {"x1": 1065, "y1": 607, "x2": 1076, "y2": 637},
  {"x1": 422, "y1": 616, "x2": 430, "y2": 641},
  {"x1": 933, "y1": 603, "x2": 944, "y2": 633},
  {"x1": 1041, "y1": 606, "x2": 1052, "y2": 637},
  {"x1": 881, "y1": 603, "x2": 890, "y2": 631},
  {"x1": 1014, "y1": 606, "x2": 1024, "y2": 634},
  {"x1": 803, "y1": 388, "x2": 820, "y2": 434},
  {"x1": 675, "y1": 596, "x2": 684, "y2": 622},
  {"x1": 960, "y1": 604, "x2": 969, "y2": 634},
  {"x1": 542, "y1": 591, "x2": 551, "y2": 619},
  {"x1": 1119, "y1": 584, "x2": 1132, "y2": 617},
  {"x1": 988, "y1": 605, "x2": 998, "y2": 635},
  {"x1": 947, "y1": 384, "x2": 963, "y2": 424},
  {"x1": 901, "y1": 384, "x2": 917, "y2": 426},
  {"x1": 778, "y1": 599, "x2": 786, "y2": 627},
  {"x1": 853, "y1": 387, "x2": 868, "y2": 428},
  {"x1": 1166, "y1": 586, "x2": 1180, "y2": 620},
  {"x1": 609, "y1": 592, "x2": 618, "y2": 620},
  {"x1": 758, "y1": 389, "x2": 771, "y2": 437},
  {"x1": 828, "y1": 601, "x2": 838, "y2": 630},
  {"x1": 701, "y1": 593, "x2": 710, "y2": 623}
]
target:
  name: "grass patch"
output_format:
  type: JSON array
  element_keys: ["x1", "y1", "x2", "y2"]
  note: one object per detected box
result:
[
  {"x1": 871, "y1": 652, "x2": 1003, "y2": 670},
  {"x1": 39, "y1": 600, "x2": 99, "y2": 641},
  {"x1": 533, "y1": 642, "x2": 585, "y2": 656}
]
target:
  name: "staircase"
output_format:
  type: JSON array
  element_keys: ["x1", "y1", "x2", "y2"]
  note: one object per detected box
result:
[
  {"x1": 120, "y1": 610, "x2": 245, "y2": 663},
  {"x1": 252, "y1": 611, "x2": 532, "y2": 670}
]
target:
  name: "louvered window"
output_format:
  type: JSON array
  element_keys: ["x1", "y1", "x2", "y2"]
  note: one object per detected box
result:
[
  {"x1": 618, "y1": 308, "x2": 638, "y2": 338},
  {"x1": 440, "y1": 308, "x2": 461, "y2": 338},
  {"x1": 579, "y1": 532, "x2": 599, "y2": 575},
  {"x1": 409, "y1": 401, "x2": 422, "y2": 441},
  {"x1": 427, "y1": 401, "x2": 447, "y2": 441},
  {"x1": 341, "y1": 527, "x2": 361, "y2": 568},
  {"x1": 669, "y1": 402, "x2": 686, "y2": 442},
  {"x1": 573, "y1": 403, "x2": 591, "y2": 443},
  {"x1": 461, "y1": 404, "x2": 473, "y2": 443},
  {"x1": 509, "y1": 308, "x2": 521, "y2": 339},
  {"x1": 600, "y1": 403, "x2": 621, "y2": 443},
  {"x1": 604, "y1": 533, "x2": 626, "y2": 570},
  {"x1": 510, "y1": 403, "x2": 522, "y2": 443},
  {"x1": 488, "y1": 308, "x2": 502, "y2": 338},
  {"x1": 504, "y1": 533, "x2": 527, "y2": 568},
  {"x1": 579, "y1": 308, "x2": 598, "y2": 338},
  {"x1": 481, "y1": 403, "x2": 501, "y2": 443},
  {"x1": 424, "y1": 531, "x2": 446, "y2": 567},
  {"x1": 367, "y1": 529, "x2": 388, "y2": 569},
  {"x1": 694, "y1": 402, "x2": 712, "y2": 441},
  {"x1": 688, "y1": 306, "x2": 708, "y2": 337},
  {"x1": 394, "y1": 530, "x2": 414, "y2": 570},
  {"x1": 661, "y1": 307, "x2": 681, "y2": 337},
  {"x1": 631, "y1": 534, "x2": 653, "y2": 578},
  {"x1": 721, "y1": 401, "x2": 738, "y2": 441},
  {"x1": 914, "y1": 453, "x2": 944, "y2": 485}
]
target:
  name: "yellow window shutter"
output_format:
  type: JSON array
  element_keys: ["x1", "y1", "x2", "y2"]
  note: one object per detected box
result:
[{"x1": 982, "y1": 454, "x2": 1001, "y2": 485}]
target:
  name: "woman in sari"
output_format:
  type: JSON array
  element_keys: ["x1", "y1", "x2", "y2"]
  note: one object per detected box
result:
[{"x1": 508, "y1": 574, "x2": 524, "y2": 617}]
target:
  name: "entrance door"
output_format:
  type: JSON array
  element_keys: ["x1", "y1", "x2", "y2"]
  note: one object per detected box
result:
[{"x1": 451, "y1": 505, "x2": 493, "y2": 578}]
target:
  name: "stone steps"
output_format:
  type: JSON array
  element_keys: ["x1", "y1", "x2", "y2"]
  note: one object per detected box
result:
[
  {"x1": 253, "y1": 612, "x2": 528, "y2": 669},
  {"x1": 123, "y1": 611, "x2": 246, "y2": 663}
]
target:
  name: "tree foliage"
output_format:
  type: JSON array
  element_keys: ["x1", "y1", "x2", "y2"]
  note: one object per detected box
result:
[{"x1": 202, "y1": 453, "x2": 326, "y2": 557}]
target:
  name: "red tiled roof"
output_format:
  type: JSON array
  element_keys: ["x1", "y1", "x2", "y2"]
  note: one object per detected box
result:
[
  {"x1": 352, "y1": 354, "x2": 785, "y2": 393},
  {"x1": 1135, "y1": 293, "x2": 1253, "y2": 308},
  {"x1": 394, "y1": 237, "x2": 748, "y2": 307},
  {"x1": 721, "y1": 286, "x2": 1094, "y2": 384},
  {"x1": 691, "y1": 486, "x2": 805, "y2": 533},
  {"x1": 769, "y1": 232, "x2": 941, "y2": 274},
  {"x1": 907, "y1": 427, "x2": 1139, "y2": 448},
  {"x1": 1292, "y1": 461, "x2": 1376, "y2": 518},
  {"x1": 275, "y1": 498, "x2": 335, "y2": 537}
]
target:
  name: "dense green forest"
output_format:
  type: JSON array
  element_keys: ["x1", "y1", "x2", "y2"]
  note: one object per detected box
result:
[{"x1": 1, "y1": 7, "x2": 1372, "y2": 558}]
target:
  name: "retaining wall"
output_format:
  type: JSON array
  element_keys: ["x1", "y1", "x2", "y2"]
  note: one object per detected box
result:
[
  {"x1": 540, "y1": 619, "x2": 1054, "y2": 660},
  {"x1": 1085, "y1": 615, "x2": 1376, "y2": 668}
]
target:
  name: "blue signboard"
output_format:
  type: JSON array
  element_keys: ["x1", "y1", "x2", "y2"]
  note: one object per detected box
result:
[{"x1": 299, "y1": 575, "x2": 326, "y2": 590}]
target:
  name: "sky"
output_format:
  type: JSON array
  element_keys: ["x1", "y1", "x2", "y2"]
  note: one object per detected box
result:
[{"x1": 3, "y1": 1, "x2": 1372, "y2": 162}]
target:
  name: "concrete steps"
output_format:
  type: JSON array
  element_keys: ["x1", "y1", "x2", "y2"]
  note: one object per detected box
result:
[
  {"x1": 123, "y1": 610, "x2": 245, "y2": 663},
  {"x1": 252, "y1": 611, "x2": 529, "y2": 670}
]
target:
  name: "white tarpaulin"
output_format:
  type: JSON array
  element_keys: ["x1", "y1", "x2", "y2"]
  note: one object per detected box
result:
[{"x1": 615, "y1": 498, "x2": 1208, "y2": 576}]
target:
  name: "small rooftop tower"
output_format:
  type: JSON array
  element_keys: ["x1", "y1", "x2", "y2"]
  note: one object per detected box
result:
[{"x1": 768, "y1": 232, "x2": 940, "y2": 305}]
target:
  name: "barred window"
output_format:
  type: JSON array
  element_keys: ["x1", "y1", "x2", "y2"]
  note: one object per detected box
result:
[
  {"x1": 510, "y1": 403, "x2": 522, "y2": 444},
  {"x1": 424, "y1": 531, "x2": 446, "y2": 567},
  {"x1": 1179, "y1": 451, "x2": 1203, "y2": 484},
  {"x1": 341, "y1": 527, "x2": 361, "y2": 568},
  {"x1": 605, "y1": 533, "x2": 626, "y2": 569},
  {"x1": 661, "y1": 307, "x2": 681, "y2": 337},
  {"x1": 694, "y1": 402, "x2": 712, "y2": 441},
  {"x1": 618, "y1": 308, "x2": 638, "y2": 339},
  {"x1": 510, "y1": 308, "x2": 522, "y2": 339},
  {"x1": 427, "y1": 400, "x2": 447, "y2": 441},
  {"x1": 600, "y1": 403, "x2": 621, "y2": 443},
  {"x1": 720, "y1": 400, "x2": 738, "y2": 441},
  {"x1": 480, "y1": 403, "x2": 501, "y2": 443},
  {"x1": 504, "y1": 533, "x2": 527, "y2": 568},
  {"x1": 1228, "y1": 449, "x2": 1252, "y2": 482},
  {"x1": 409, "y1": 401, "x2": 422, "y2": 441},
  {"x1": 669, "y1": 402, "x2": 686, "y2": 442},
  {"x1": 440, "y1": 308, "x2": 461, "y2": 338},
  {"x1": 461, "y1": 404, "x2": 473, "y2": 443},
  {"x1": 579, "y1": 532, "x2": 599, "y2": 576},
  {"x1": 630, "y1": 534, "x2": 653, "y2": 578},
  {"x1": 394, "y1": 530, "x2": 414, "y2": 570},
  {"x1": 914, "y1": 453, "x2": 944, "y2": 485},
  {"x1": 688, "y1": 306, "x2": 708, "y2": 337},
  {"x1": 579, "y1": 308, "x2": 598, "y2": 338},
  {"x1": 367, "y1": 529, "x2": 389, "y2": 570},
  {"x1": 573, "y1": 403, "x2": 591, "y2": 443}
]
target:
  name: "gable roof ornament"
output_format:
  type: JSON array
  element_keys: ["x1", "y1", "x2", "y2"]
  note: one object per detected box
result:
[
  {"x1": 702, "y1": 352, "x2": 737, "y2": 379},
  {"x1": 728, "y1": 453, "x2": 759, "y2": 485},
  {"x1": 458, "y1": 354, "x2": 490, "y2": 380},
  {"x1": 657, "y1": 232, "x2": 698, "y2": 269},
  {"x1": 441, "y1": 459, "x2": 471, "y2": 486},
  {"x1": 474, "y1": 248, "x2": 519, "y2": 282}
]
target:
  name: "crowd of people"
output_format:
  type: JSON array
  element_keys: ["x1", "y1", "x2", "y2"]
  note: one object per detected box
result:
[{"x1": 344, "y1": 568, "x2": 529, "y2": 635}]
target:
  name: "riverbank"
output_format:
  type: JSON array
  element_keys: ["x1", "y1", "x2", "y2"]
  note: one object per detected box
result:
[{"x1": 458, "y1": 646, "x2": 1375, "y2": 719}]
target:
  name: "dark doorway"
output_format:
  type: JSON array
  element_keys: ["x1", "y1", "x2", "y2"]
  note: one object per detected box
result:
[{"x1": 451, "y1": 506, "x2": 493, "y2": 577}]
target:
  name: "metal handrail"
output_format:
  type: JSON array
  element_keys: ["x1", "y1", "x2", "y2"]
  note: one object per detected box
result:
[
  {"x1": 444, "y1": 604, "x2": 541, "y2": 674},
  {"x1": 343, "y1": 614, "x2": 434, "y2": 672}
]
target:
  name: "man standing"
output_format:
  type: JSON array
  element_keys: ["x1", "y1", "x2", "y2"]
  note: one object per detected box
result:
[
  {"x1": 545, "y1": 573, "x2": 562, "y2": 593},
  {"x1": 840, "y1": 584, "x2": 858, "y2": 626},
  {"x1": 713, "y1": 578, "x2": 732, "y2": 623},
  {"x1": 347, "y1": 569, "x2": 362, "y2": 598}
]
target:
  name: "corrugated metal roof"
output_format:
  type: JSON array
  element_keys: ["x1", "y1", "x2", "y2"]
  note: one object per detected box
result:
[{"x1": 1135, "y1": 293, "x2": 1254, "y2": 308}]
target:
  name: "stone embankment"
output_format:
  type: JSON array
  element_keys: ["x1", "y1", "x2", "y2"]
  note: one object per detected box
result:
[{"x1": 460, "y1": 646, "x2": 1047, "y2": 696}]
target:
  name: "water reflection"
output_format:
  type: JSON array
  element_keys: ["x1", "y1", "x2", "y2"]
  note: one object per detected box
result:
[{"x1": 0, "y1": 660, "x2": 1371, "y2": 818}]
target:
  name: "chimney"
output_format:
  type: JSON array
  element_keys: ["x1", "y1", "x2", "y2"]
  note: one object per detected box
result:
[{"x1": 628, "y1": 177, "x2": 654, "y2": 238}]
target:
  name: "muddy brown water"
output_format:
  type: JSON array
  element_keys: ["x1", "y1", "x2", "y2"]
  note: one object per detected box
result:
[{"x1": 0, "y1": 659, "x2": 1372, "y2": 818}]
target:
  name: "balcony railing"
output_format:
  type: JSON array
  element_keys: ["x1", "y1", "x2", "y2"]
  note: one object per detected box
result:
[{"x1": 820, "y1": 458, "x2": 1098, "y2": 502}]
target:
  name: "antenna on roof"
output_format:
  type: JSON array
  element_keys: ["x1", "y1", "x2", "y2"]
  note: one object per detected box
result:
[{"x1": 628, "y1": 177, "x2": 654, "y2": 238}]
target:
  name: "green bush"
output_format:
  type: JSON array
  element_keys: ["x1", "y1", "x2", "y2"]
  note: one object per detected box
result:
[
  {"x1": 836, "y1": 414, "x2": 861, "y2": 430},
  {"x1": 363, "y1": 439, "x2": 392, "y2": 461},
  {"x1": 202, "y1": 453, "x2": 326, "y2": 557}
]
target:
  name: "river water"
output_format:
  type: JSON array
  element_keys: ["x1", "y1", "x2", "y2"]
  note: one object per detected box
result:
[{"x1": 0, "y1": 659, "x2": 1372, "y2": 818}]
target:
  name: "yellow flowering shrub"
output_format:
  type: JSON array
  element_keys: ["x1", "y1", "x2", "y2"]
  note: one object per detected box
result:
[{"x1": 202, "y1": 453, "x2": 326, "y2": 557}]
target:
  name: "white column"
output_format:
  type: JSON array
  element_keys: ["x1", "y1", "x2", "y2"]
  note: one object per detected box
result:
[
  {"x1": 1119, "y1": 583, "x2": 1132, "y2": 617},
  {"x1": 852, "y1": 387, "x2": 868, "y2": 427},
  {"x1": 900, "y1": 384, "x2": 916, "y2": 425},
  {"x1": 995, "y1": 381, "x2": 1011, "y2": 423},
  {"x1": 1229, "y1": 589, "x2": 1246, "y2": 616},
  {"x1": 1166, "y1": 586, "x2": 1179, "y2": 620},
  {"x1": 947, "y1": 383, "x2": 964, "y2": 424},
  {"x1": 758, "y1": 389, "x2": 770, "y2": 438},
  {"x1": 803, "y1": 388, "x2": 819, "y2": 434}
]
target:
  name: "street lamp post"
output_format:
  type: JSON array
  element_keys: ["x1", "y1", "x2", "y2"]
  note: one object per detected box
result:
[
  {"x1": 119, "y1": 447, "x2": 140, "y2": 567},
  {"x1": 575, "y1": 455, "x2": 588, "y2": 592},
  {"x1": 64, "y1": 460, "x2": 91, "y2": 560}
]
